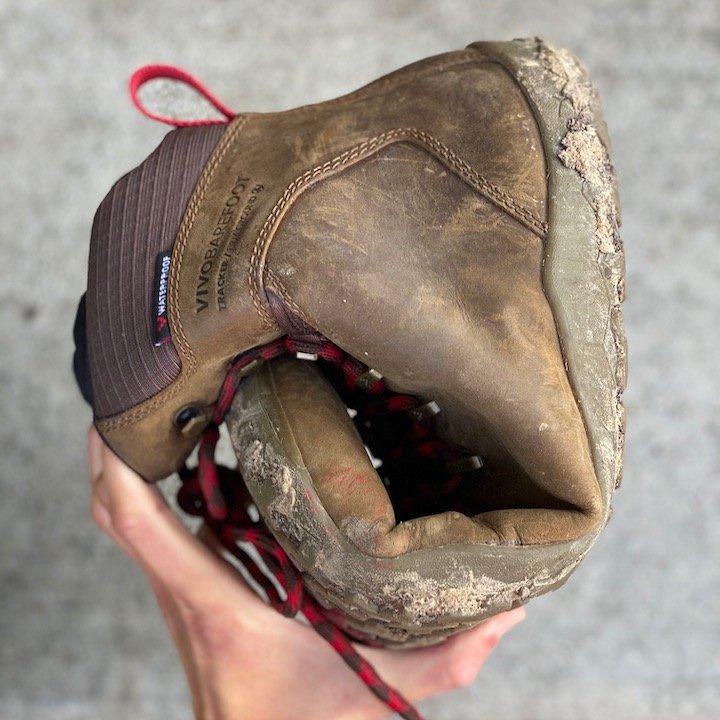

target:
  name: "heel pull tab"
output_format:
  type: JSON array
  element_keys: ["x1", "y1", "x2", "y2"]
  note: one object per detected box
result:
[{"x1": 129, "y1": 64, "x2": 236, "y2": 127}]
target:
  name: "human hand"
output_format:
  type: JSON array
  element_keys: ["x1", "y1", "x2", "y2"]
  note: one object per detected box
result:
[{"x1": 88, "y1": 427, "x2": 525, "y2": 720}]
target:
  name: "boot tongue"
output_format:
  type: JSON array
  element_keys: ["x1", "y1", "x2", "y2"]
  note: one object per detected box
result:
[{"x1": 80, "y1": 124, "x2": 224, "y2": 419}]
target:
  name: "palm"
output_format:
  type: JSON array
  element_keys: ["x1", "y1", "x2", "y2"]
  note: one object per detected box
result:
[{"x1": 88, "y1": 428, "x2": 524, "y2": 720}]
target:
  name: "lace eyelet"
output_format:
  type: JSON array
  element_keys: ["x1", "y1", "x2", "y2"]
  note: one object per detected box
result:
[{"x1": 174, "y1": 405, "x2": 203, "y2": 428}]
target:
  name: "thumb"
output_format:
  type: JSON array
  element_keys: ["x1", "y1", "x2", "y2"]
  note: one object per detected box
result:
[
  {"x1": 357, "y1": 607, "x2": 526, "y2": 700},
  {"x1": 87, "y1": 426, "x2": 262, "y2": 610}
]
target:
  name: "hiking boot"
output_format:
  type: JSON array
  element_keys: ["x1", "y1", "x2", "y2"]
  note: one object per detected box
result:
[{"x1": 76, "y1": 37, "x2": 625, "y2": 646}]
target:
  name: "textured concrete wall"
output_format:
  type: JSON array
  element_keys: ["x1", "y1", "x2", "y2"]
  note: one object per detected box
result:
[{"x1": 1, "y1": 1, "x2": 718, "y2": 718}]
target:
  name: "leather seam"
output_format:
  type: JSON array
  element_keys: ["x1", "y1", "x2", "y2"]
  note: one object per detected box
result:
[
  {"x1": 170, "y1": 115, "x2": 247, "y2": 365},
  {"x1": 250, "y1": 127, "x2": 548, "y2": 324},
  {"x1": 264, "y1": 267, "x2": 314, "y2": 326}
]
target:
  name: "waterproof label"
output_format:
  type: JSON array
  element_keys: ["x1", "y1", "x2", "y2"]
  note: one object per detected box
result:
[{"x1": 152, "y1": 251, "x2": 172, "y2": 346}]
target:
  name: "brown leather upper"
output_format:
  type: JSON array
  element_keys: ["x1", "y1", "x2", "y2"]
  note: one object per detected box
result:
[{"x1": 96, "y1": 46, "x2": 601, "y2": 545}]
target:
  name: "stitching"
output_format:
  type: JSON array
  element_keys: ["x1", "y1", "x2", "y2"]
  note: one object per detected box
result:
[
  {"x1": 247, "y1": 131, "x2": 425, "y2": 324},
  {"x1": 248, "y1": 135, "x2": 410, "y2": 325},
  {"x1": 170, "y1": 115, "x2": 247, "y2": 365},
  {"x1": 250, "y1": 53, "x2": 497, "y2": 321},
  {"x1": 99, "y1": 116, "x2": 247, "y2": 431},
  {"x1": 411, "y1": 129, "x2": 548, "y2": 235},
  {"x1": 251, "y1": 127, "x2": 548, "y2": 322}
]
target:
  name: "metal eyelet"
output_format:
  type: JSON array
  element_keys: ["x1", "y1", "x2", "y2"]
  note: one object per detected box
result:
[
  {"x1": 174, "y1": 405, "x2": 206, "y2": 435},
  {"x1": 446, "y1": 455, "x2": 483, "y2": 474},
  {"x1": 356, "y1": 368, "x2": 383, "y2": 389},
  {"x1": 408, "y1": 400, "x2": 441, "y2": 422}
]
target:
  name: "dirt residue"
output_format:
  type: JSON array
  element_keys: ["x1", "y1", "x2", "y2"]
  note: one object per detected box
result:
[
  {"x1": 539, "y1": 39, "x2": 626, "y2": 491},
  {"x1": 234, "y1": 434, "x2": 308, "y2": 546},
  {"x1": 378, "y1": 567, "x2": 528, "y2": 623},
  {"x1": 559, "y1": 122, "x2": 621, "y2": 254},
  {"x1": 539, "y1": 43, "x2": 596, "y2": 114},
  {"x1": 540, "y1": 43, "x2": 621, "y2": 255}
]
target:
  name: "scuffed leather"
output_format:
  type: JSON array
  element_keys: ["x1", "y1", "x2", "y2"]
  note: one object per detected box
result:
[{"x1": 98, "y1": 46, "x2": 601, "y2": 548}]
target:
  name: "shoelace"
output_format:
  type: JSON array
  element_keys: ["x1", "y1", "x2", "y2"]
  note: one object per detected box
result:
[
  {"x1": 177, "y1": 337, "x2": 424, "y2": 720},
  {"x1": 176, "y1": 335, "x2": 484, "y2": 719}
]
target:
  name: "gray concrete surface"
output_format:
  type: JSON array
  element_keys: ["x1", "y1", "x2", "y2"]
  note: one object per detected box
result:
[{"x1": 1, "y1": 1, "x2": 718, "y2": 718}]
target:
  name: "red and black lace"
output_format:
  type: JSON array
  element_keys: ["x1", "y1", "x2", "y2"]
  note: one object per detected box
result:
[{"x1": 177, "y1": 336, "x2": 483, "y2": 720}]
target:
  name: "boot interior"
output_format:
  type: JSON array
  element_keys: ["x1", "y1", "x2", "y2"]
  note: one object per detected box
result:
[{"x1": 237, "y1": 353, "x2": 602, "y2": 558}]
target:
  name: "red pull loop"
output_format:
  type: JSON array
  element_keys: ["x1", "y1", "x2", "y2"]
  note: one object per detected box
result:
[{"x1": 129, "y1": 64, "x2": 236, "y2": 127}]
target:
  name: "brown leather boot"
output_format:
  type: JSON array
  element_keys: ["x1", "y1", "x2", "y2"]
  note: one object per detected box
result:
[{"x1": 76, "y1": 38, "x2": 625, "y2": 646}]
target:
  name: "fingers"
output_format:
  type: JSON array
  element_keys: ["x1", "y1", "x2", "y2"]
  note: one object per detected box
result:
[
  {"x1": 88, "y1": 427, "x2": 122, "y2": 547},
  {"x1": 87, "y1": 425, "x2": 525, "y2": 717},
  {"x1": 86, "y1": 427, "x2": 260, "y2": 610},
  {"x1": 358, "y1": 607, "x2": 526, "y2": 701},
  {"x1": 145, "y1": 572, "x2": 206, "y2": 717},
  {"x1": 88, "y1": 426, "x2": 244, "y2": 718}
]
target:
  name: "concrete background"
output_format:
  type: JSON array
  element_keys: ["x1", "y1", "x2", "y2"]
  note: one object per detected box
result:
[{"x1": 1, "y1": 1, "x2": 718, "y2": 718}]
